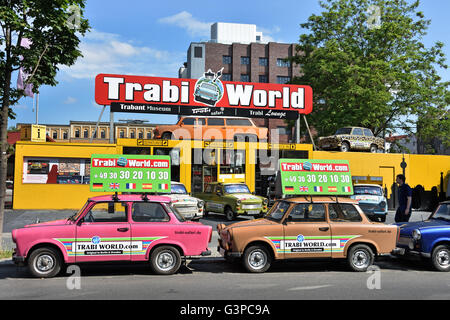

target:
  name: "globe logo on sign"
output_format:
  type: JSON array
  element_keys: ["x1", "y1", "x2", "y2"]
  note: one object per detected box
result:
[
  {"x1": 303, "y1": 161, "x2": 312, "y2": 171},
  {"x1": 297, "y1": 234, "x2": 305, "y2": 242},
  {"x1": 92, "y1": 236, "x2": 101, "y2": 244}
]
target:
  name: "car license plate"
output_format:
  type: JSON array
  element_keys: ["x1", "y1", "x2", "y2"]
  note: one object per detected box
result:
[{"x1": 247, "y1": 210, "x2": 260, "y2": 215}]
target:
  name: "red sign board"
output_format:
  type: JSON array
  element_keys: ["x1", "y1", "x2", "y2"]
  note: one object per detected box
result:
[{"x1": 95, "y1": 74, "x2": 313, "y2": 119}]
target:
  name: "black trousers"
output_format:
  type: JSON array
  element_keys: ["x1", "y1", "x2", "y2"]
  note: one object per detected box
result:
[{"x1": 395, "y1": 207, "x2": 411, "y2": 223}]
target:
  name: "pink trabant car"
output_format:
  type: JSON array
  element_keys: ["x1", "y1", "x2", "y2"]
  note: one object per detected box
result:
[{"x1": 12, "y1": 194, "x2": 212, "y2": 278}]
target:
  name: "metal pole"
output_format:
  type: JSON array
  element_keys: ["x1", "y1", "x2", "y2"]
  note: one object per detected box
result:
[
  {"x1": 109, "y1": 107, "x2": 114, "y2": 144},
  {"x1": 295, "y1": 116, "x2": 301, "y2": 144},
  {"x1": 35, "y1": 93, "x2": 39, "y2": 124},
  {"x1": 91, "y1": 105, "x2": 106, "y2": 143},
  {"x1": 303, "y1": 115, "x2": 316, "y2": 150}
]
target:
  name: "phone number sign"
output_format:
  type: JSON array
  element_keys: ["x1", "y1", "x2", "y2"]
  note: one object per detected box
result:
[
  {"x1": 90, "y1": 154, "x2": 171, "y2": 193},
  {"x1": 279, "y1": 159, "x2": 353, "y2": 196}
]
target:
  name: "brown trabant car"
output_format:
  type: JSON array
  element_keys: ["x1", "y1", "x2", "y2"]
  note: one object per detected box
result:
[{"x1": 217, "y1": 196, "x2": 399, "y2": 273}]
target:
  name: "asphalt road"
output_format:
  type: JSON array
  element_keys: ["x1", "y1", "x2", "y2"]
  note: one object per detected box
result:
[{"x1": 1, "y1": 209, "x2": 449, "y2": 301}]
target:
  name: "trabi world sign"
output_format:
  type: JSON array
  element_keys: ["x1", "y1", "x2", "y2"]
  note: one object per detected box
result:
[{"x1": 95, "y1": 72, "x2": 313, "y2": 119}]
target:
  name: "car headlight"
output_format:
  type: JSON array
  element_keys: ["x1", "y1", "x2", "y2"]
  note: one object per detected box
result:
[
  {"x1": 379, "y1": 201, "x2": 386, "y2": 208},
  {"x1": 197, "y1": 200, "x2": 204, "y2": 208},
  {"x1": 236, "y1": 200, "x2": 241, "y2": 206},
  {"x1": 412, "y1": 229, "x2": 421, "y2": 241}
]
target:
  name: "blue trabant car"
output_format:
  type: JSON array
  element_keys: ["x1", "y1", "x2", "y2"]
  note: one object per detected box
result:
[
  {"x1": 350, "y1": 184, "x2": 388, "y2": 222},
  {"x1": 394, "y1": 200, "x2": 450, "y2": 272}
]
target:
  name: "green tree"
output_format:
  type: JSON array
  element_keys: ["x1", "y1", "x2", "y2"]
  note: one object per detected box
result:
[
  {"x1": 0, "y1": 0, "x2": 89, "y2": 248},
  {"x1": 289, "y1": 0, "x2": 450, "y2": 147}
]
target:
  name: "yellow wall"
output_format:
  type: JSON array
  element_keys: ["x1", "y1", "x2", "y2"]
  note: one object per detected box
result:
[
  {"x1": 312, "y1": 151, "x2": 450, "y2": 197},
  {"x1": 13, "y1": 139, "x2": 449, "y2": 210},
  {"x1": 14, "y1": 141, "x2": 120, "y2": 209}
]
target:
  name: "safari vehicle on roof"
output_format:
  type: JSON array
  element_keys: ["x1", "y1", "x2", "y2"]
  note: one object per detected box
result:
[
  {"x1": 318, "y1": 127, "x2": 385, "y2": 153},
  {"x1": 153, "y1": 116, "x2": 268, "y2": 142},
  {"x1": 217, "y1": 196, "x2": 399, "y2": 273}
]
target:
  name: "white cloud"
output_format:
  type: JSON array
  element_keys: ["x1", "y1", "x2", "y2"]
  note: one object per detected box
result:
[
  {"x1": 158, "y1": 11, "x2": 212, "y2": 37},
  {"x1": 64, "y1": 96, "x2": 77, "y2": 104},
  {"x1": 60, "y1": 29, "x2": 184, "y2": 79}
]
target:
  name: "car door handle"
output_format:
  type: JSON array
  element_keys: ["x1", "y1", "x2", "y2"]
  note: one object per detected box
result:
[
  {"x1": 117, "y1": 227, "x2": 129, "y2": 232},
  {"x1": 319, "y1": 227, "x2": 329, "y2": 232}
]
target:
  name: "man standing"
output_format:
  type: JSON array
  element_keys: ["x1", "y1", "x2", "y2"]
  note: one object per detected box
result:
[{"x1": 395, "y1": 174, "x2": 412, "y2": 222}]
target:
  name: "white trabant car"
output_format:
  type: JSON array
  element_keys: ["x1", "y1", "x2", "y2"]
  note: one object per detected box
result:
[
  {"x1": 350, "y1": 184, "x2": 388, "y2": 222},
  {"x1": 168, "y1": 182, "x2": 204, "y2": 220}
]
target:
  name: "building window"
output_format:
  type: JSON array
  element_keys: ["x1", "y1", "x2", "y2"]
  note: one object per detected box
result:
[
  {"x1": 241, "y1": 56, "x2": 250, "y2": 65},
  {"x1": 83, "y1": 129, "x2": 89, "y2": 138},
  {"x1": 52, "y1": 131, "x2": 57, "y2": 140},
  {"x1": 259, "y1": 58, "x2": 268, "y2": 66},
  {"x1": 63, "y1": 131, "x2": 68, "y2": 140},
  {"x1": 223, "y1": 55, "x2": 232, "y2": 64},
  {"x1": 256, "y1": 35, "x2": 261, "y2": 41},
  {"x1": 92, "y1": 130, "x2": 97, "y2": 139},
  {"x1": 130, "y1": 130, "x2": 135, "y2": 139},
  {"x1": 194, "y1": 46, "x2": 203, "y2": 58},
  {"x1": 222, "y1": 73, "x2": 232, "y2": 81},
  {"x1": 277, "y1": 59, "x2": 291, "y2": 67},
  {"x1": 138, "y1": 131, "x2": 143, "y2": 139},
  {"x1": 240, "y1": 74, "x2": 250, "y2": 82},
  {"x1": 276, "y1": 76, "x2": 291, "y2": 84},
  {"x1": 75, "y1": 129, "x2": 80, "y2": 138},
  {"x1": 101, "y1": 130, "x2": 106, "y2": 139},
  {"x1": 119, "y1": 130, "x2": 125, "y2": 138},
  {"x1": 147, "y1": 131, "x2": 152, "y2": 139},
  {"x1": 259, "y1": 75, "x2": 268, "y2": 83}
]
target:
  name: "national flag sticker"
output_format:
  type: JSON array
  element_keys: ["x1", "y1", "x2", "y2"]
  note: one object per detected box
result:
[
  {"x1": 314, "y1": 186, "x2": 323, "y2": 192},
  {"x1": 159, "y1": 183, "x2": 169, "y2": 190},
  {"x1": 92, "y1": 183, "x2": 103, "y2": 190},
  {"x1": 284, "y1": 186, "x2": 294, "y2": 192},
  {"x1": 142, "y1": 183, "x2": 153, "y2": 190},
  {"x1": 109, "y1": 183, "x2": 120, "y2": 189},
  {"x1": 126, "y1": 183, "x2": 136, "y2": 190},
  {"x1": 328, "y1": 186, "x2": 338, "y2": 192},
  {"x1": 299, "y1": 186, "x2": 309, "y2": 192},
  {"x1": 343, "y1": 186, "x2": 352, "y2": 193}
]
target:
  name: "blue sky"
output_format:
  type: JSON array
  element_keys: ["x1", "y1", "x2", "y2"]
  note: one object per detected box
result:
[{"x1": 9, "y1": 0, "x2": 450, "y2": 128}]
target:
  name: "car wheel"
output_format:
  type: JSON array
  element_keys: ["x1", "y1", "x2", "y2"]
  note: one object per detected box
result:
[
  {"x1": 225, "y1": 207, "x2": 236, "y2": 221},
  {"x1": 243, "y1": 245, "x2": 272, "y2": 273},
  {"x1": 161, "y1": 132, "x2": 173, "y2": 140},
  {"x1": 370, "y1": 144, "x2": 378, "y2": 153},
  {"x1": 150, "y1": 246, "x2": 182, "y2": 275},
  {"x1": 347, "y1": 244, "x2": 374, "y2": 272},
  {"x1": 431, "y1": 245, "x2": 450, "y2": 272},
  {"x1": 28, "y1": 247, "x2": 62, "y2": 278},
  {"x1": 340, "y1": 142, "x2": 350, "y2": 152}
]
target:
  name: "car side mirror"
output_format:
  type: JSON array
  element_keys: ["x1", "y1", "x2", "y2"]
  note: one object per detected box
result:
[{"x1": 77, "y1": 217, "x2": 84, "y2": 226}]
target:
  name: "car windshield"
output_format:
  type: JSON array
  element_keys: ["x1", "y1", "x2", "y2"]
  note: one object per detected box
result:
[
  {"x1": 68, "y1": 201, "x2": 90, "y2": 221},
  {"x1": 201, "y1": 83, "x2": 216, "y2": 91},
  {"x1": 430, "y1": 203, "x2": 450, "y2": 221},
  {"x1": 266, "y1": 201, "x2": 290, "y2": 221},
  {"x1": 224, "y1": 184, "x2": 250, "y2": 194},
  {"x1": 335, "y1": 128, "x2": 352, "y2": 135},
  {"x1": 353, "y1": 186, "x2": 383, "y2": 196},
  {"x1": 166, "y1": 203, "x2": 186, "y2": 222},
  {"x1": 171, "y1": 184, "x2": 188, "y2": 194}
]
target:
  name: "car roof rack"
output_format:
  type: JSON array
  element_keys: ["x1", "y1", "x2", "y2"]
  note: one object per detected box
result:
[{"x1": 112, "y1": 192, "x2": 119, "y2": 202}]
